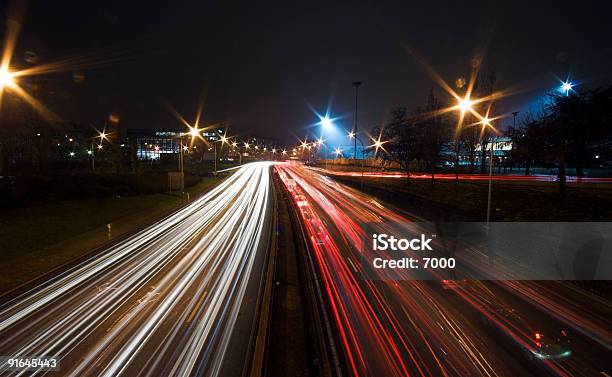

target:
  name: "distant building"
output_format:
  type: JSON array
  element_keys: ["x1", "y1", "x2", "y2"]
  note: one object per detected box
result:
[
  {"x1": 126, "y1": 129, "x2": 181, "y2": 160},
  {"x1": 243, "y1": 135, "x2": 280, "y2": 150}
]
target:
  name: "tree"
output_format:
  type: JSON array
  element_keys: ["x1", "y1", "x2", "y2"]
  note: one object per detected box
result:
[
  {"x1": 375, "y1": 106, "x2": 418, "y2": 184},
  {"x1": 414, "y1": 90, "x2": 451, "y2": 181},
  {"x1": 541, "y1": 86, "x2": 612, "y2": 193},
  {"x1": 507, "y1": 112, "x2": 546, "y2": 175}
]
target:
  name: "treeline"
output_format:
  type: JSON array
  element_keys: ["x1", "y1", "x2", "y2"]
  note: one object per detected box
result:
[
  {"x1": 508, "y1": 87, "x2": 612, "y2": 192},
  {"x1": 372, "y1": 73, "x2": 612, "y2": 192}
]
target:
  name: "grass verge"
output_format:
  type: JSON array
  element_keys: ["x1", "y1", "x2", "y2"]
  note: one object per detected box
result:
[
  {"x1": 334, "y1": 175, "x2": 612, "y2": 221},
  {"x1": 0, "y1": 177, "x2": 219, "y2": 295}
]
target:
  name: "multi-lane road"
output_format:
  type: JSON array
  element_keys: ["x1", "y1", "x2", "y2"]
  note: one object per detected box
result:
[
  {"x1": 308, "y1": 166, "x2": 612, "y2": 183},
  {"x1": 0, "y1": 162, "x2": 275, "y2": 377},
  {"x1": 277, "y1": 162, "x2": 611, "y2": 377},
  {"x1": 1, "y1": 160, "x2": 610, "y2": 377}
]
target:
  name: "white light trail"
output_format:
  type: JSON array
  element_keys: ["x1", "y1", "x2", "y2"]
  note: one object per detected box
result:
[{"x1": 0, "y1": 162, "x2": 274, "y2": 377}]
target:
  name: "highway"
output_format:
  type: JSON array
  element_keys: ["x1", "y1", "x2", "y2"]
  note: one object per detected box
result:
[
  {"x1": 309, "y1": 166, "x2": 612, "y2": 183},
  {"x1": 277, "y1": 162, "x2": 611, "y2": 377},
  {"x1": 0, "y1": 162, "x2": 275, "y2": 377}
]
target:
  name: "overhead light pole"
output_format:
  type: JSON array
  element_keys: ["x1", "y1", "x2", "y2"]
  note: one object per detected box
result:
[
  {"x1": 352, "y1": 81, "x2": 361, "y2": 163},
  {"x1": 349, "y1": 132, "x2": 366, "y2": 191},
  {"x1": 512, "y1": 111, "x2": 519, "y2": 128},
  {"x1": 481, "y1": 117, "x2": 497, "y2": 226}
]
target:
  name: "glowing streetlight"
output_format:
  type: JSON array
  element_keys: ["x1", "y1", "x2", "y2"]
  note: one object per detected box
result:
[
  {"x1": 188, "y1": 125, "x2": 200, "y2": 139},
  {"x1": 458, "y1": 97, "x2": 473, "y2": 113},
  {"x1": 0, "y1": 67, "x2": 15, "y2": 90},
  {"x1": 560, "y1": 81, "x2": 574, "y2": 96},
  {"x1": 481, "y1": 116, "x2": 492, "y2": 128},
  {"x1": 244, "y1": 142, "x2": 250, "y2": 149},
  {"x1": 320, "y1": 115, "x2": 333, "y2": 129},
  {"x1": 97, "y1": 144, "x2": 103, "y2": 150},
  {"x1": 348, "y1": 131, "x2": 355, "y2": 139}
]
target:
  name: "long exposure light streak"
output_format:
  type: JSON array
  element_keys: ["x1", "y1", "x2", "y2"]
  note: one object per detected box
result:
[
  {"x1": 0, "y1": 162, "x2": 274, "y2": 377},
  {"x1": 277, "y1": 162, "x2": 611, "y2": 377}
]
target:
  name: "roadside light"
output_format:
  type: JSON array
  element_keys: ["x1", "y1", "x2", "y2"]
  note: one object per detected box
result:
[
  {"x1": 220, "y1": 135, "x2": 228, "y2": 144},
  {"x1": 348, "y1": 131, "x2": 355, "y2": 139},
  {"x1": 321, "y1": 115, "x2": 333, "y2": 129},
  {"x1": 97, "y1": 144, "x2": 103, "y2": 150},
  {"x1": 87, "y1": 150, "x2": 92, "y2": 155},
  {"x1": 244, "y1": 142, "x2": 250, "y2": 149},
  {"x1": 69, "y1": 151, "x2": 75, "y2": 157},
  {"x1": 0, "y1": 67, "x2": 15, "y2": 89},
  {"x1": 188, "y1": 126, "x2": 200, "y2": 139},
  {"x1": 458, "y1": 97, "x2": 473, "y2": 113},
  {"x1": 560, "y1": 81, "x2": 574, "y2": 95},
  {"x1": 482, "y1": 116, "x2": 492, "y2": 127}
]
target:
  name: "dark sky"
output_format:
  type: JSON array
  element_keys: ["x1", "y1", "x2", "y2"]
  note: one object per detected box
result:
[{"x1": 6, "y1": 0, "x2": 612, "y2": 144}]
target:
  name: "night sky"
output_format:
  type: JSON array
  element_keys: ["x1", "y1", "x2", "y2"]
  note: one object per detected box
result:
[{"x1": 6, "y1": 0, "x2": 612, "y2": 144}]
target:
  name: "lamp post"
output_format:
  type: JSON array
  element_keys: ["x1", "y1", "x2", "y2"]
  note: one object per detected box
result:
[
  {"x1": 512, "y1": 111, "x2": 519, "y2": 128},
  {"x1": 213, "y1": 135, "x2": 228, "y2": 174},
  {"x1": 480, "y1": 116, "x2": 497, "y2": 226},
  {"x1": 91, "y1": 130, "x2": 108, "y2": 172},
  {"x1": 352, "y1": 81, "x2": 361, "y2": 163},
  {"x1": 486, "y1": 138, "x2": 494, "y2": 225},
  {"x1": 349, "y1": 132, "x2": 366, "y2": 190}
]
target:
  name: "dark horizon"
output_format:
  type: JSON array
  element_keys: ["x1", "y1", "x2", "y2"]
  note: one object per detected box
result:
[{"x1": 4, "y1": 0, "x2": 611, "y2": 143}]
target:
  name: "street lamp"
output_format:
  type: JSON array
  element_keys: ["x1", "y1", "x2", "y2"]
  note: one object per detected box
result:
[
  {"x1": 213, "y1": 134, "x2": 229, "y2": 174},
  {"x1": 349, "y1": 132, "x2": 366, "y2": 190},
  {"x1": 458, "y1": 97, "x2": 473, "y2": 114},
  {"x1": 480, "y1": 116, "x2": 498, "y2": 225},
  {"x1": 321, "y1": 115, "x2": 333, "y2": 129},
  {"x1": 352, "y1": 81, "x2": 362, "y2": 162},
  {"x1": 90, "y1": 129, "x2": 109, "y2": 172},
  {"x1": 0, "y1": 67, "x2": 15, "y2": 91},
  {"x1": 560, "y1": 81, "x2": 574, "y2": 96}
]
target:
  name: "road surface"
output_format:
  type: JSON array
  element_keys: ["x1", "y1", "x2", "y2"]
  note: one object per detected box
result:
[
  {"x1": 0, "y1": 162, "x2": 275, "y2": 377},
  {"x1": 277, "y1": 162, "x2": 611, "y2": 377},
  {"x1": 309, "y1": 166, "x2": 612, "y2": 183}
]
